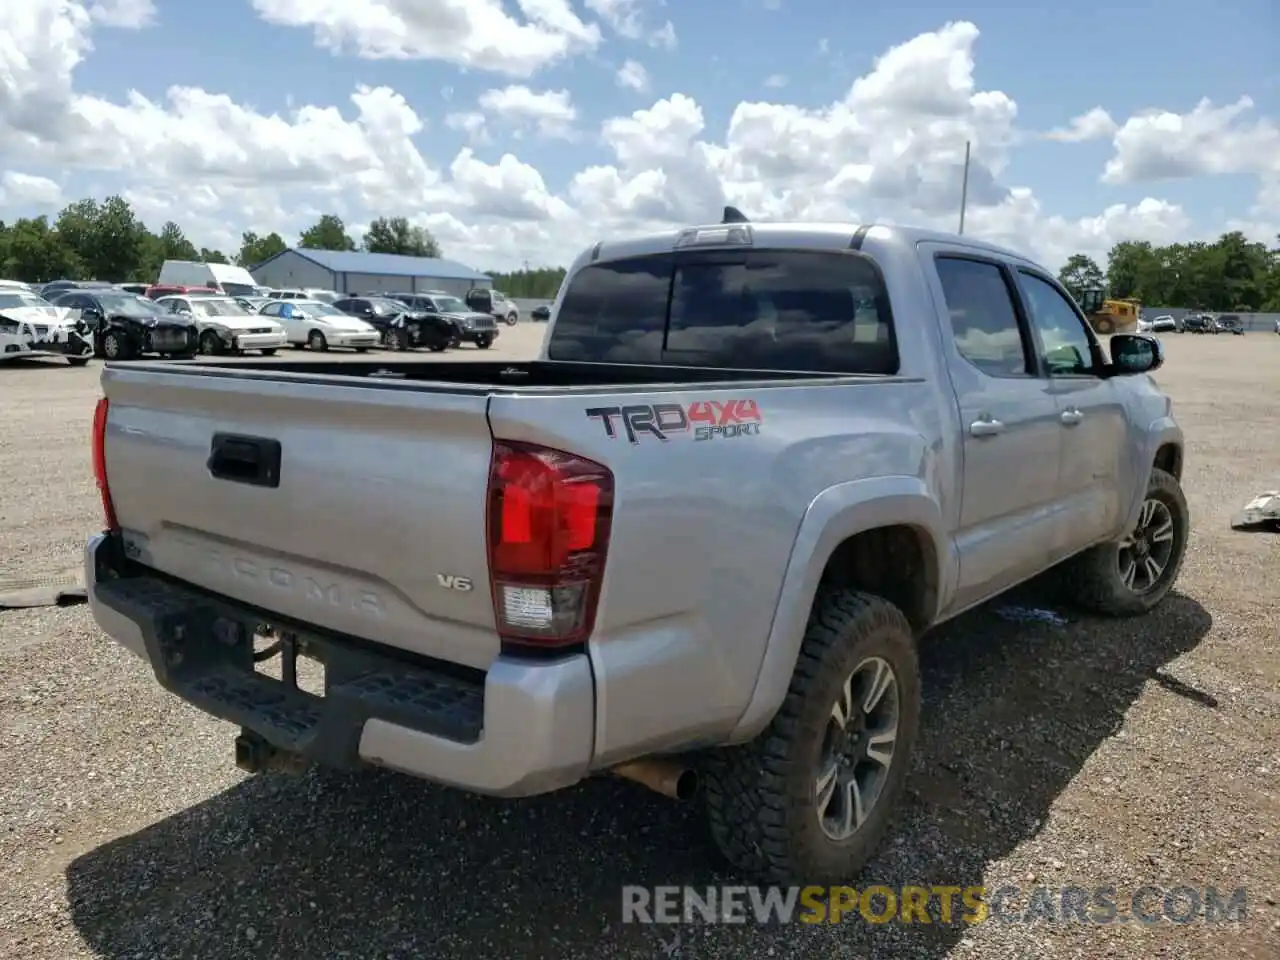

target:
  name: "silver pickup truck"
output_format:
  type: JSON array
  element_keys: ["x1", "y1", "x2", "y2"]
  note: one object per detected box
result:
[{"x1": 84, "y1": 214, "x2": 1188, "y2": 883}]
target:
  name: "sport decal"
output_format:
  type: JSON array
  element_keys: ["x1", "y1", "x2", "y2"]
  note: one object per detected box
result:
[{"x1": 585, "y1": 399, "x2": 763, "y2": 444}]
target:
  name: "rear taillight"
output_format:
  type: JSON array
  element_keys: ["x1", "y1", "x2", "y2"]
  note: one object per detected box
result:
[
  {"x1": 92, "y1": 397, "x2": 119, "y2": 532},
  {"x1": 486, "y1": 440, "x2": 613, "y2": 650}
]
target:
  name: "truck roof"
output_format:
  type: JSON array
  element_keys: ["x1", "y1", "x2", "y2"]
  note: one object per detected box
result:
[{"x1": 584, "y1": 219, "x2": 1035, "y2": 269}]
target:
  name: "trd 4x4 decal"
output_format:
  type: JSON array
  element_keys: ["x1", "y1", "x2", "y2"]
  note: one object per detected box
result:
[{"x1": 586, "y1": 399, "x2": 763, "y2": 444}]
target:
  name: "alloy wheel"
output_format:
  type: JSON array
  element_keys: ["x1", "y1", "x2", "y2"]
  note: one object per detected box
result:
[
  {"x1": 1117, "y1": 497, "x2": 1176, "y2": 594},
  {"x1": 815, "y1": 656, "x2": 900, "y2": 842}
]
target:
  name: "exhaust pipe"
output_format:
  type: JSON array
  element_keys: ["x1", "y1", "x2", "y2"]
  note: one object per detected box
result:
[{"x1": 612, "y1": 759, "x2": 699, "y2": 801}]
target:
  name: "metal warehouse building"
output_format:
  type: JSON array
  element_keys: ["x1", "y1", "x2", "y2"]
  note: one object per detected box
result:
[{"x1": 249, "y1": 248, "x2": 492, "y2": 298}]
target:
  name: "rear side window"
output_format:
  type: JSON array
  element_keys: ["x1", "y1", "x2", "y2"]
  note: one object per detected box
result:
[
  {"x1": 548, "y1": 250, "x2": 896, "y2": 373},
  {"x1": 934, "y1": 257, "x2": 1032, "y2": 377}
]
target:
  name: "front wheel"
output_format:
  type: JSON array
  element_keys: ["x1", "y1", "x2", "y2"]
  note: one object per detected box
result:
[
  {"x1": 475, "y1": 335, "x2": 492, "y2": 349},
  {"x1": 101, "y1": 330, "x2": 134, "y2": 361},
  {"x1": 1058, "y1": 467, "x2": 1189, "y2": 617},
  {"x1": 198, "y1": 330, "x2": 223, "y2": 355},
  {"x1": 703, "y1": 589, "x2": 920, "y2": 883},
  {"x1": 385, "y1": 328, "x2": 407, "y2": 351}
]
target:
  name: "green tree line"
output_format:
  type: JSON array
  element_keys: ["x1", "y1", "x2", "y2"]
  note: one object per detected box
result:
[
  {"x1": 483, "y1": 267, "x2": 567, "y2": 299},
  {"x1": 9, "y1": 195, "x2": 1275, "y2": 309},
  {"x1": 0, "y1": 198, "x2": 448, "y2": 284},
  {"x1": 1058, "y1": 231, "x2": 1280, "y2": 311}
]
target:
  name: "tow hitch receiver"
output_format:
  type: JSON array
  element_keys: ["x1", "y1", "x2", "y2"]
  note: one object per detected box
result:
[{"x1": 234, "y1": 729, "x2": 309, "y2": 775}]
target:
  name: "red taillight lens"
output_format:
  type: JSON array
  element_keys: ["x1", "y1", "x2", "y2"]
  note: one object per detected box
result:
[
  {"x1": 487, "y1": 440, "x2": 613, "y2": 649},
  {"x1": 92, "y1": 397, "x2": 119, "y2": 532}
]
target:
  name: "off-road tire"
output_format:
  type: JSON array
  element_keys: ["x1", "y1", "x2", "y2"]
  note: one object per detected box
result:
[
  {"x1": 1059, "y1": 467, "x2": 1188, "y2": 617},
  {"x1": 702, "y1": 589, "x2": 920, "y2": 884}
]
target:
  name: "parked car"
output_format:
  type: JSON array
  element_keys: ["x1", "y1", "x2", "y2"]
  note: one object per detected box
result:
[
  {"x1": 332, "y1": 295, "x2": 458, "y2": 352},
  {"x1": 0, "y1": 290, "x2": 94, "y2": 365},
  {"x1": 256, "y1": 298, "x2": 379, "y2": 351},
  {"x1": 155, "y1": 294, "x2": 288, "y2": 356},
  {"x1": 264, "y1": 287, "x2": 341, "y2": 305},
  {"x1": 1148, "y1": 315, "x2": 1178, "y2": 333},
  {"x1": 462, "y1": 287, "x2": 520, "y2": 325},
  {"x1": 1215, "y1": 314, "x2": 1244, "y2": 335},
  {"x1": 1181, "y1": 314, "x2": 1213, "y2": 334},
  {"x1": 531, "y1": 304, "x2": 552, "y2": 322},
  {"x1": 82, "y1": 215, "x2": 1186, "y2": 884},
  {"x1": 50, "y1": 289, "x2": 197, "y2": 360},
  {"x1": 385, "y1": 290, "x2": 500, "y2": 348}
]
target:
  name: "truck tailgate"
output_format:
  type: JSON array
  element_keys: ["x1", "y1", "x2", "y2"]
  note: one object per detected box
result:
[{"x1": 100, "y1": 366, "x2": 501, "y2": 670}]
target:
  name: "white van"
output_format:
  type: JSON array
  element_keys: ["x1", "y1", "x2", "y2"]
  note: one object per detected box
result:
[{"x1": 158, "y1": 260, "x2": 260, "y2": 298}]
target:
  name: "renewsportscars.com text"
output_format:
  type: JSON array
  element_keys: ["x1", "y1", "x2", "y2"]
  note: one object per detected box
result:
[{"x1": 621, "y1": 884, "x2": 1249, "y2": 925}]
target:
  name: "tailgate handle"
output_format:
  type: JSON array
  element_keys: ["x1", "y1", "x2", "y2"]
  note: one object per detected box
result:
[{"x1": 207, "y1": 433, "x2": 281, "y2": 488}]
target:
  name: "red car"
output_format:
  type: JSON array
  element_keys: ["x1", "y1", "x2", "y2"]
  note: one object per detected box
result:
[{"x1": 144, "y1": 284, "x2": 216, "y2": 300}]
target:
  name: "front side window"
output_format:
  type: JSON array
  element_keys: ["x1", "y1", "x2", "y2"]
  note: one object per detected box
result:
[{"x1": 1017, "y1": 271, "x2": 1096, "y2": 376}]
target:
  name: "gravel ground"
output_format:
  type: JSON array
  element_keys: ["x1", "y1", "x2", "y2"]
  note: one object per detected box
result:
[{"x1": 1, "y1": 333, "x2": 1277, "y2": 959}]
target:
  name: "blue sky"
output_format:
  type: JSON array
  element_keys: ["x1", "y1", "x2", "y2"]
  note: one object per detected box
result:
[{"x1": 4, "y1": 0, "x2": 1278, "y2": 268}]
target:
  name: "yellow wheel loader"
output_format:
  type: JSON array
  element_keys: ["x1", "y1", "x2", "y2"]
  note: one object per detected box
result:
[{"x1": 1076, "y1": 289, "x2": 1141, "y2": 335}]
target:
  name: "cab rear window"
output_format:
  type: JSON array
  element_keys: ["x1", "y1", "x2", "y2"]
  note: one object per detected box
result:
[{"x1": 547, "y1": 249, "x2": 897, "y2": 374}]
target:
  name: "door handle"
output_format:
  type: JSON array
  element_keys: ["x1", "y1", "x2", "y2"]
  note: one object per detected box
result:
[
  {"x1": 969, "y1": 416, "x2": 1005, "y2": 437},
  {"x1": 1060, "y1": 408, "x2": 1083, "y2": 427},
  {"x1": 207, "y1": 433, "x2": 282, "y2": 488}
]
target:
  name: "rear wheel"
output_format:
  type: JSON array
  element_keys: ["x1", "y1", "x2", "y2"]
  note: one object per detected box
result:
[
  {"x1": 1094, "y1": 317, "x2": 1115, "y2": 335},
  {"x1": 308, "y1": 330, "x2": 328, "y2": 351},
  {"x1": 505, "y1": 312, "x2": 518, "y2": 326},
  {"x1": 703, "y1": 589, "x2": 920, "y2": 883},
  {"x1": 261, "y1": 348, "x2": 277, "y2": 356}
]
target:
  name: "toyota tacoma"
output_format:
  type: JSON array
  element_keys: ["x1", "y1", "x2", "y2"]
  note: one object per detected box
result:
[{"x1": 83, "y1": 212, "x2": 1188, "y2": 882}]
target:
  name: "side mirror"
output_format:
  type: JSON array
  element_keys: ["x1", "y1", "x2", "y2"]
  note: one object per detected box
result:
[{"x1": 1109, "y1": 334, "x2": 1162, "y2": 375}]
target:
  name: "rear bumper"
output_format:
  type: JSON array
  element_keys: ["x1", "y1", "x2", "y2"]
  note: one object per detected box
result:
[{"x1": 84, "y1": 533, "x2": 596, "y2": 797}]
